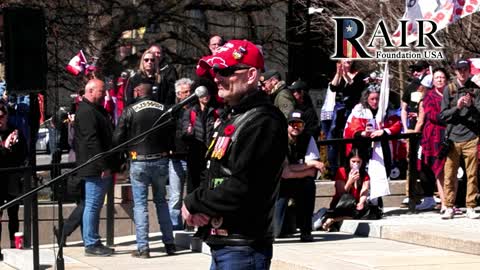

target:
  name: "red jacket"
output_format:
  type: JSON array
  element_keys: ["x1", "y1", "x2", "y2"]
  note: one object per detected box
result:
[{"x1": 344, "y1": 104, "x2": 401, "y2": 155}]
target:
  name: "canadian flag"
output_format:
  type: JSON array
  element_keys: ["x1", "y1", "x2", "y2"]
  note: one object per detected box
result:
[
  {"x1": 469, "y1": 58, "x2": 480, "y2": 75},
  {"x1": 66, "y1": 50, "x2": 87, "y2": 76}
]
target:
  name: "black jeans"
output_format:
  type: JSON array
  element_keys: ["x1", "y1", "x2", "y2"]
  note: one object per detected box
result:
[
  {"x1": 186, "y1": 141, "x2": 207, "y2": 194},
  {"x1": 63, "y1": 178, "x2": 85, "y2": 237},
  {"x1": 0, "y1": 194, "x2": 20, "y2": 248},
  {"x1": 274, "y1": 177, "x2": 316, "y2": 237}
]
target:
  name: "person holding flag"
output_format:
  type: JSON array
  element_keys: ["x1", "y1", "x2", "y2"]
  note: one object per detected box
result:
[{"x1": 344, "y1": 62, "x2": 401, "y2": 208}]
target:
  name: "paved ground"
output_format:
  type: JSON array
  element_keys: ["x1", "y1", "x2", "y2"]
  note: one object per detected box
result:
[
  {"x1": 3, "y1": 206, "x2": 480, "y2": 270},
  {"x1": 4, "y1": 230, "x2": 480, "y2": 270}
]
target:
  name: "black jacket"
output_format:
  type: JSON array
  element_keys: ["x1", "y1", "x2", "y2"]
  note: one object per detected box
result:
[
  {"x1": 440, "y1": 78, "x2": 480, "y2": 142},
  {"x1": 0, "y1": 126, "x2": 27, "y2": 197},
  {"x1": 74, "y1": 99, "x2": 114, "y2": 177},
  {"x1": 113, "y1": 96, "x2": 175, "y2": 156},
  {"x1": 296, "y1": 96, "x2": 320, "y2": 138},
  {"x1": 182, "y1": 104, "x2": 220, "y2": 146},
  {"x1": 184, "y1": 90, "x2": 288, "y2": 245},
  {"x1": 168, "y1": 107, "x2": 189, "y2": 159},
  {"x1": 330, "y1": 72, "x2": 366, "y2": 111}
]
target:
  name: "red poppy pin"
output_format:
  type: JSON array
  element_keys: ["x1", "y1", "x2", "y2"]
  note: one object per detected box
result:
[{"x1": 224, "y1": 124, "x2": 236, "y2": 136}]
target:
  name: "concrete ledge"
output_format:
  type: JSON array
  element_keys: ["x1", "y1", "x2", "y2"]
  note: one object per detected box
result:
[
  {"x1": 338, "y1": 208, "x2": 480, "y2": 256},
  {"x1": 381, "y1": 225, "x2": 480, "y2": 256}
]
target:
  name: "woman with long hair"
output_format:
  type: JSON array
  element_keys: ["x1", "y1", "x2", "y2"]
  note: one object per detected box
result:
[
  {"x1": 322, "y1": 148, "x2": 370, "y2": 231},
  {"x1": 125, "y1": 49, "x2": 161, "y2": 106},
  {"x1": 324, "y1": 59, "x2": 366, "y2": 176},
  {"x1": 418, "y1": 67, "x2": 449, "y2": 213}
]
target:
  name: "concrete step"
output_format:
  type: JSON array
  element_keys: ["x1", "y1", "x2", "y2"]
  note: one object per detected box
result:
[{"x1": 339, "y1": 207, "x2": 480, "y2": 256}]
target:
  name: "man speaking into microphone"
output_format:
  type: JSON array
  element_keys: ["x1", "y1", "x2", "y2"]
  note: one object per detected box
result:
[
  {"x1": 182, "y1": 40, "x2": 288, "y2": 269},
  {"x1": 113, "y1": 82, "x2": 180, "y2": 257}
]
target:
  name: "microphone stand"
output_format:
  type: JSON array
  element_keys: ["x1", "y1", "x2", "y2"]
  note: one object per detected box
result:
[{"x1": 0, "y1": 109, "x2": 177, "y2": 269}]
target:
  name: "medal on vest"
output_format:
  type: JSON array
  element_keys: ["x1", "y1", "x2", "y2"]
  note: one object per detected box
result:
[
  {"x1": 210, "y1": 217, "x2": 223, "y2": 228},
  {"x1": 218, "y1": 137, "x2": 231, "y2": 158},
  {"x1": 212, "y1": 136, "x2": 225, "y2": 159},
  {"x1": 206, "y1": 132, "x2": 218, "y2": 158}
]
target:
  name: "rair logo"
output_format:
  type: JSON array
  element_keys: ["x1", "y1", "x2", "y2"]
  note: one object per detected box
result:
[{"x1": 331, "y1": 17, "x2": 444, "y2": 59}]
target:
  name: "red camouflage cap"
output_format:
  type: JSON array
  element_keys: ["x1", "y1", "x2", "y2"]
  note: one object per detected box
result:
[{"x1": 196, "y1": 40, "x2": 264, "y2": 77}]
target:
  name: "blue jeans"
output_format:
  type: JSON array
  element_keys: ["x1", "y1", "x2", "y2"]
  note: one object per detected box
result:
[
  {"x1": 130, "y1": 158, "x2": 174, "y2": 251},
  {"x1": 210, "y1": 245, "x2": 273, "y2": 270},
  {"x1": 83, "y1": 175, "x2": 111, "y2": 247},
  {"x1": 168, "y1": 158, "x2": 187, "y2": 230},
  {"x1": 273, "y1": 197, "x2": 289, "y2": 237}
]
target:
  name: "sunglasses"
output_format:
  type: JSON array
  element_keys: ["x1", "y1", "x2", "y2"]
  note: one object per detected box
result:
[
  {"x1": 367, "y1": 85, "x2": 380, "y2": 93},
  {"x1": 143, "y1": 58, "x2": 155, "y2": 63},
  {"x1": 289, "y1": 122, "x2": 304, "y2": 129},
  {"x1": 214, "y1": 66, "x2": 250, "y2": 77}
]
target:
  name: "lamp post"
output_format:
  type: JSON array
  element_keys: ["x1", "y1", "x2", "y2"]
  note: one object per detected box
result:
[
  {"x1": 304, "y1": 0, "x2": 311, "y2": 82},
  {"x1": 304, "y1": 2, "x2": 323, "y2": 83}
]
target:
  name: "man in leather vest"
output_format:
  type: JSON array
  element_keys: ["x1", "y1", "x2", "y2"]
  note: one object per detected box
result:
[
  {"x1": 182, "y1": 40, "x2": 288, "y2": 269},
  {"x1": 113, "y1": 82, "x2": 176, "y2": 257}
]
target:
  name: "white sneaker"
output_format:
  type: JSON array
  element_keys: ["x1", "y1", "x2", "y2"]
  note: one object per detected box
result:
[
  {"x1": 416, "y1": 197, "x2": 436, "y2": 211},
  {"x1": 466, "y1": 208, "x2": 480, "y2": 219},
  {"x1": 441, "y1": 208, "x2": 454, "y2": 219},
  {"x1": 402, "y1": 197, "x2": 409, "y2": 204}
]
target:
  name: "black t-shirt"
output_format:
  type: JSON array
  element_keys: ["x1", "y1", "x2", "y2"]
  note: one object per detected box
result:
[
  {"x1": 330, "y1": 72, "x2": 366, "y2": 111},
  {"x1": 402, "y1": 78, "x2": 423, "y2": 129}
]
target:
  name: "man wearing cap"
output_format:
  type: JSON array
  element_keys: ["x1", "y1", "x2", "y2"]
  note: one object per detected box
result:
[
  {"x1": 113, "y1": 82, "x2": 176, "y2": 257},
  {"x1": 440, "y1": 59, "x2": 480, "y2": 219},
  {"x1": 260, "y1": 69, "x2": 295, "y2": 119},
  {"x1": 274, "y1": 110, "x2": 324, "y2": 242},
  {"x1": 401, "y1": 60, "x2": 430, "y2": 132},
  {"x1": 288, "y1": 80, "x2": 320, "y2": 138},
  {"x1": 182, "y1": 40, "x2": 288, "y2": 269}
]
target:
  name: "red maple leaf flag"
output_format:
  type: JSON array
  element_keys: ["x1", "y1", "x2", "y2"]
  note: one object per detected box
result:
[
  {"x1": 66, "y1": 50, "x2": 87, "y2": 76},
  {"x1": 469, "y1": 58, "x2": 480, "y2": 75},
  {"x1": 393, "y1": 0, "x2": 480, "y2": 46}
]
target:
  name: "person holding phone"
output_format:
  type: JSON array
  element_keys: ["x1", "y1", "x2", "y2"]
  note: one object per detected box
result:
[
  {"x1": 322, "y1": 148, "x2": 370, "y2": 231},
  {"x1": 0, "y1": 102, "x2": 27, "y2": 252}
]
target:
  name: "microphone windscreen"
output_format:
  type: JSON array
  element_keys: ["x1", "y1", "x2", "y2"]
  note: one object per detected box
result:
[{"x1": 195, "y1": 86, "x2": 209, "y2": 98}]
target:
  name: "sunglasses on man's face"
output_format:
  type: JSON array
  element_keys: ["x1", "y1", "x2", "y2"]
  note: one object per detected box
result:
[
  {"x1": 289, "y1": 121, "x2": 304, "y2": 129},
  {"x1": 214, "y1": 66, "x2": 250, "y2": 77}
]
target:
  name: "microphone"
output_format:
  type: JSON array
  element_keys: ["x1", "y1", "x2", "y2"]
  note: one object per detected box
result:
[{"x1": 167, "y1": 86, "x2": 208, "y2": 114}]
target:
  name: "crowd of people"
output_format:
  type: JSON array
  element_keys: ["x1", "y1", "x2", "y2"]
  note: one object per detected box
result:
[{"x1": 2, "y1": 33, "x2": 480, "y2": 269}]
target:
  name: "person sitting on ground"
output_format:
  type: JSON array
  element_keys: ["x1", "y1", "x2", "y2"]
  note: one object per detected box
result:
[{"x1": 322, "y1": 148, "x2": 370, "y2": 231}]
